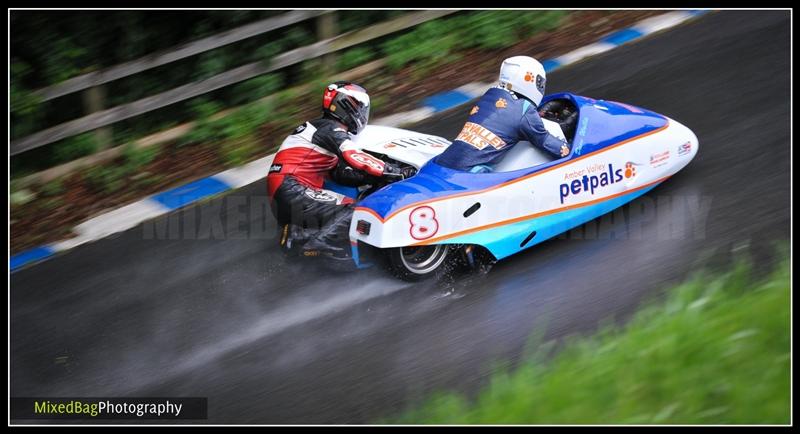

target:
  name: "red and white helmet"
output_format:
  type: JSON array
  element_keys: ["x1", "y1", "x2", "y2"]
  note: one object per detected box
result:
[
  {"x1": 322, "y1": 81, "x2": 371, "y2": 134},
  {"x1": 498, "y1": 56, "x2": 547, "y2": 106}
]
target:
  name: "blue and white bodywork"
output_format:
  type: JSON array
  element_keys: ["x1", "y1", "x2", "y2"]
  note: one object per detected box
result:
[{"x1": 345, "y1": 93, "x2": 699, "y2": 279}]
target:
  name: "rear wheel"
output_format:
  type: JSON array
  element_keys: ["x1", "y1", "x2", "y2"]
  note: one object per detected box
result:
[{"x1": 387, "y1": 245, "x2": 450, "y2": 281}]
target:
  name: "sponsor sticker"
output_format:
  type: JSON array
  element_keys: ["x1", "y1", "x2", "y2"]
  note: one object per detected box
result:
[
  {"x1": 304, "y1": 189, "x2": 337, "y2": 202},
  {"x1": 678, "y1": 141, "x2": 692, "y2": 156},
  {"x1": 624, "y1": 161, "x2": 637, "y2": 178},
  {"x1": 649, "y1": 150, "x2": 670, "y2": 168},
  {"x1": 558, "y1": 161, "x2": 639, "y2": 204},
  {"x1": 523, "y1": 71, "x2": 545, "y2": 93},
  {"x1": 348, "y1": 152, "x2": 385, "y2": 172},
  {"x1": 269, "y1": 164, "x2": 283, "y2": 173},
  {"x1": 455, "y1": 122, "x2": 507, "y2": 150}
]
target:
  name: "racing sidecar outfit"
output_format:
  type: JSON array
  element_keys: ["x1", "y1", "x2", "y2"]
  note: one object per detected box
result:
[{"x1": 434, "y1": 86, "x2": 568, "y2": 172}]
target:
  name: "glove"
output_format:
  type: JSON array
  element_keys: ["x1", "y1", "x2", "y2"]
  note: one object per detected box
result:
[
  {"x1": 400, "y1": 166, "x2": 417, "y2": 179},
  {"x1": 382, "y1": 163, "x2": 417, "y2": 182},
  {"x1": 560, "y1": 142, "x2": 570, "y2": 157}
]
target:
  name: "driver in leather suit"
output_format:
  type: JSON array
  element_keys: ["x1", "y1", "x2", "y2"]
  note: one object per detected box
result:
[
  {"x1": 435, "y1": 56, "x2": 570, "y2": 172},
  {"x1": 267, "y1": 81, "x2": 412, "y2": 259}
]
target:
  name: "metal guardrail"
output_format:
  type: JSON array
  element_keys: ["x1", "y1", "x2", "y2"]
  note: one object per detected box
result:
[{"x1": 11, "y1": 10, "x2": 457, "y2": 157}]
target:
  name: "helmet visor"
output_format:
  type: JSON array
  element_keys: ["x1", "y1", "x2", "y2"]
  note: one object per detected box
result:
[{"x1": 339, "y1": 85, "x2": 370, "y2": 134}]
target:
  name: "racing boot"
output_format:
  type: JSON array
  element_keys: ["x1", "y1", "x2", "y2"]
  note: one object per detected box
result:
[
  {"x1": 279, "y1": 223, "x2": 316, "y2": 257},
  {"x1": 302, "y1": 207, "x2": 354, "y2": 261}
]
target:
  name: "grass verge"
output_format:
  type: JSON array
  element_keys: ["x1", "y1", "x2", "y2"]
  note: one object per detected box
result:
[{"x1": 390, "y1": 253, "x2": 791, "y2": 424}]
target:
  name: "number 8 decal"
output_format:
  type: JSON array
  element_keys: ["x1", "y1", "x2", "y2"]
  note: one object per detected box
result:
[{"x1": 409, "y1": 206, "x2": 438, "y2": 240}]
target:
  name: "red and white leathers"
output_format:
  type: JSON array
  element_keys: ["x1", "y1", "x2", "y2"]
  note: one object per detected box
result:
[
  {"x1": 267, "y1": 116, "x2": 393, "y2": 245},
  {"x1": 267, "y1": 117, "x2": 387, "y2": 200}
]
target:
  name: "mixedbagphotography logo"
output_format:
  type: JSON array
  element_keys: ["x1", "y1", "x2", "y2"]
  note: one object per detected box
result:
[
  {"x1": 10, "y1": 398, "x2": 208, "y2": 420},
  {"x1": 141, "y1": 194, "x2": 280, "y2": 241}
]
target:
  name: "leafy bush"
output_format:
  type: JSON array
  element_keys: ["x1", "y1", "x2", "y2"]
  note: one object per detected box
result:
[
  {"x1": 300, "y1": 58, "x2": 328, "y2": 84},
  {"x1": 382, "y1": 10, "x2": 569, "y2": 72},
  {"x1": 192, "y1": 50, "x2": 230, "y2": 81},
  {"x1": 270, "y1": 88, "x2": 306, "y2": 129},
  {"x1": 391, "y1": 253, "x2": 790, "y2": 424},
  {"x1": 12, "y1": 9, "x2": 575, "y2": 174},
  {"x1": 180, "y1": 99, "x2": 227, "y2": 147},
  {"x1": 189, "y1": 98, "x2": 225, "y2": 119},
  {"x1": 40, "y1": 179, "x2": 65, "y2": 197},
  {"x1": 231, "y1": 101, "x2": 272, "y2": 133},
  {"x1": 122, "y1": 143, "x2": 159, "y2": 171},
  {"x1": 383, "y1": 20, "x2": 460, "y2": 71},
  {"x1": 181, "y1": 96, "x2": 275, "y2": 147},
  {"x1": 41, "y1": 37, "x2": 88, "y2": 84},
  {"x1": 41, "y1": 196, "x2": 64, "y2": 211},
  {"x1": 53, "y1": 133, "x2": 99, "y2": 164},
  {"x1": 255, "y1": 40, "x2": 286, "y2": 62},
  {"x1": 455, "y1": 10, "x2": 568, "y2": 50},
  {"x1": 282, "y1": 26, "x2": 315, "y2": 48},
  {"x1": 83, "y1": 165, "x2": 128, "y2": 194},
  {"x1": 338, "y1": 10, "x2": 407, "y2": 33},
  {"x1": 180, "y1": 119, "x2": 219, "y2": 148},
  {"x1": 220, "y1": 136, "x2": 259, "y2": 167},
  {"x1": 82, "y1": 141, "x2": 158, "y2": 194},
  {"x1": 10, "y1": 62, "x2": 43, "y2": 136},
  {"x1": 10, "y1": 189, "x2": 36, "y2": 207},
  {"x1": 131, "y1": 172, "x2": 164, "y2": 189},
  {"x1": 369, "y1": 94, "x2": 389, "y2": 113},
  {"x1": 337, "y1": 47, "x2": 376, "y2": 71},
  {"x1": 229, "y1": 73, "x2": 283, "y2": 106}
]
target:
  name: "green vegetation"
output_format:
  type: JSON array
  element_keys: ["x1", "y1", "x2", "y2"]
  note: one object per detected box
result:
[
  {"x1": 122, "y1": 143, "x2": 158, "y2": 171},
  {"x1": 337, "y1": 47, "x2": 376, "y2": 71},
  {"x1": 181, "y1": 99, "x2": 271, "y2": 144},
  {"x1": 220, "y1": 137, "x2": 260, "y2": 167},
  {"x1": 39, "y1": 179, "x2": 65, "y2": 197},
  {"x1": 11, "y1": 10, "x2": 572, "y2": 177},
  {"x1": 131, "y1": 172, "x2": 164, "y2": 190},
  {"x1": 52, "y1": 132, "x2": 99, "y2": 163},
  {"x1": 10, "y1": 10, "x2": 393, "y2": 175},
  {"x1": 383, "y1": 10, "x2": 568, "y2": 71},
  {"x1": 82, "y1": 143, "x2": 163, "y2": 194},
  {"x1": 40, "y1": 196, "x2": 65, "y2": 211},
  {"x1": 391, "y1": 253, "x2": 790, "y2": 424},
  {"x1": 228, "y1": 73, "x2": 283, "y2": 106},
  {"x1": 83, "y1": 165, "x2": 128, "y2": 194}
]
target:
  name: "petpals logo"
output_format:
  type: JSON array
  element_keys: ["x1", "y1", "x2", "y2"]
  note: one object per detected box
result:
[{"x1": 558, "y1": 162, "x2": 637, "y2": 204}]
